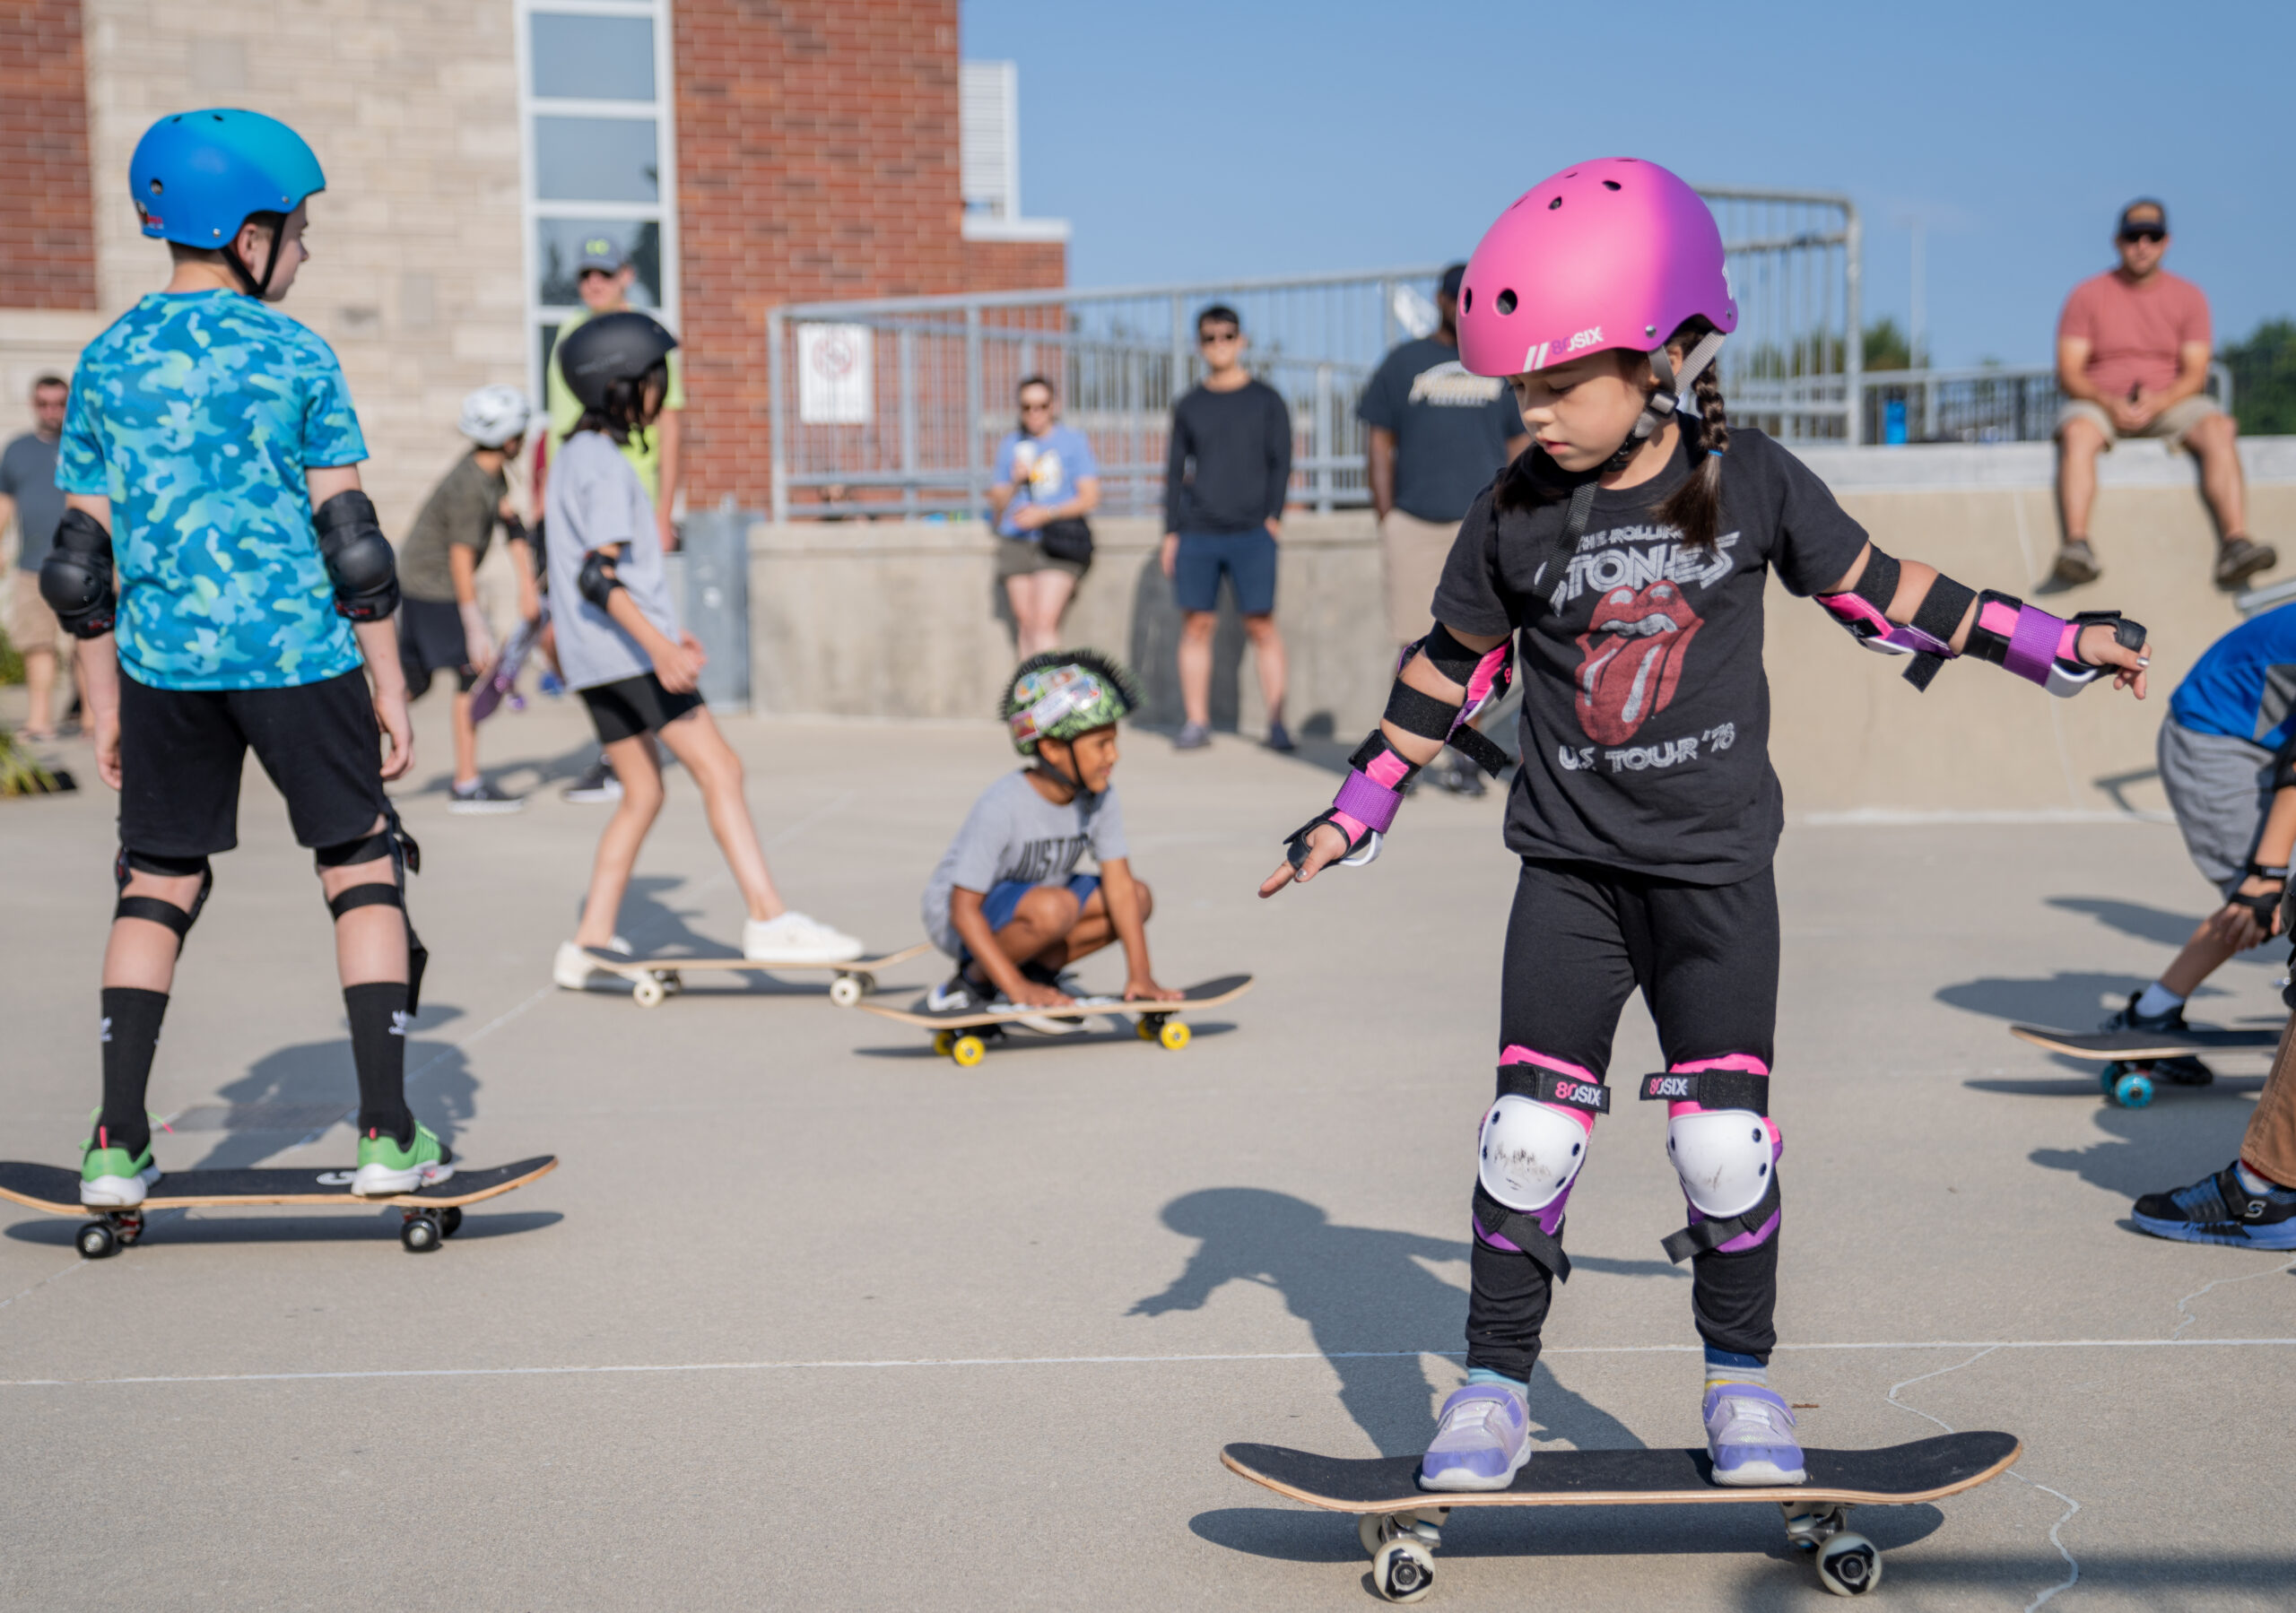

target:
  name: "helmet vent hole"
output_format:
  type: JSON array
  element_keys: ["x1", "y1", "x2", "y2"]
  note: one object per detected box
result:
[
  {"x1": 1547, "y1": 196, "x2": 1563, "y2": 211},
  {"x1": 1461, "y1": 287, "x2": 1473, "y2": 314},
  {"x1": 1602, "y1": 180, "x2": 1622, "y2": 191},
  {"x1": 1495, "y1": 290, "x2": 1517, "y2": 317},
  {"x1": 148, "y1": 179, "x2": 162, "y2": 195}
]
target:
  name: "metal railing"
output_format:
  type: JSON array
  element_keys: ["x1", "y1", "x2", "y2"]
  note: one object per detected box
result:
[
  {"x1": 1859, "y1": 362, "x2": 2234, "y2": 445},
  {"x1": 765, "y1": 187, "x2": 1860, "y2": 522}
]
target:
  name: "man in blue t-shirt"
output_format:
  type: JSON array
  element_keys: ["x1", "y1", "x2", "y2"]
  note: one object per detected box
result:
[{"x1": 47, "y1": 109, "x2": 450, "y2": 1208}]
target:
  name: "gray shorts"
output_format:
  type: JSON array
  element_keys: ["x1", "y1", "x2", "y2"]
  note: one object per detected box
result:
[
  {"x1": 995, "y1": 535, "x2": 1086, "y2": 582},
  {"x1": 2157, "y1": 717, "x2": 2274, "y2": 895}
]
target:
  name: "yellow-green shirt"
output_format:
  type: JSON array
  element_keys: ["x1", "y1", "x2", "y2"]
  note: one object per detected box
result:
[{"x1": 545, "y1": 306, "x2": 684, "y2": 502}]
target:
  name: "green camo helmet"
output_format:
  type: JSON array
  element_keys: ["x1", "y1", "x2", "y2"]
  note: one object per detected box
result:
[{"x1": 1004, "y1": 650, "x2": 1142, "y2": 756}]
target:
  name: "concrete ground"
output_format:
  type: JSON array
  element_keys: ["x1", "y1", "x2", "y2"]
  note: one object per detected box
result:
[{"x1": 2, "y1": 687, "x2": 2292, "y2": 1612}]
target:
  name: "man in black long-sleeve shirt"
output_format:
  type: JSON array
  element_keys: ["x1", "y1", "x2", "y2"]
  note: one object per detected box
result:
[{"x1": 1161, "y1": 305, "x2": 1294, "y2": 750}]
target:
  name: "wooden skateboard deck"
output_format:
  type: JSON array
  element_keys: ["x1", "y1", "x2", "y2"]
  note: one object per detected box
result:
[
  {"x1": 581, "y1": 941, "x2": 933, "y2": 1008},
  {"x1": 2011, "y1": 1022, "x2": 2282, "y2": 1108},
  {"x1": 857, "y1": 974, "x2": 1252, "y2": 1064},
  {"x1": 1223, "y1": 1430, "x2": 2019, "y2": 1602},
  {"x1": 0, "y1": 1155, "x2": 556, "y2": 1257}
]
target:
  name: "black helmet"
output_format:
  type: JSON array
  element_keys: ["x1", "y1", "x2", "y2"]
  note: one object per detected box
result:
[{"x1": 556, "y1": 310, "x2": 677, "y2": 412}]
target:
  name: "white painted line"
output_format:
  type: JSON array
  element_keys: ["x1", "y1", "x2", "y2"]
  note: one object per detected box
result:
[
  {"x1": 1797, "y1": 809, "x2": 2172, "y2": 827},
  {"x1": 4, "y1": 1335, "x2": 2292, "y2": 1389}
]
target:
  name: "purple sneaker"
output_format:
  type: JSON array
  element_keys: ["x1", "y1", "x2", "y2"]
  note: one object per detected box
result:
[
  {"x1": 1703, "y1": 1383, "x2": 1805, "y2": 1486},
  {"x1": 1419, "y1": 1383, "x2": 1531, "y2": 1492}
]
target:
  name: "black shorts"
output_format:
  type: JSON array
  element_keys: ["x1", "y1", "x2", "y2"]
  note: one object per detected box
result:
[
  {"x1": 117, "y1": 670, "x2": 389, "y2": 857},
  {"x1": 578, "y1": 672, "x2": 704, "y2": 744},
  {"x1": 398, "y1": 596, "x2": 480, "y2": 697}
]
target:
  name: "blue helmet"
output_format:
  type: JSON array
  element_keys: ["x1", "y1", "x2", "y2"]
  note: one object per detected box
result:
[{"x1": 129, "y1": 108, "x2": 326, "y2": 247}]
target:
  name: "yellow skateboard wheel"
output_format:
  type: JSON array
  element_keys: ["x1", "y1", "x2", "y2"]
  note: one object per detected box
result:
[
  {"x1": 1135, "y1": 1019, "x2": 1158, "y2": 1042},
  {"x1": 1158, "y1": 1019, "x2": 1190, "y2": 1051},
  {"x1": 951, "y1": 1034, "x2": 987, "y2": 1067},
  {"x1": 933, "y1": 1029, "x2": 955, "y2": 1055}
]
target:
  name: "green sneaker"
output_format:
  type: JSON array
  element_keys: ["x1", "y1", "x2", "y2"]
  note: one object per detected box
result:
[
  {"x1": 80, "y1": 1115, "x2": 161, "y2": 1209},
  {"x1": 352, "y1": 1123, "x2": 455, "y2": 1197}
]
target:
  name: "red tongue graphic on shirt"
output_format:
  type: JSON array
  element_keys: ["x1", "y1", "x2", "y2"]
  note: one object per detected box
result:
[{"x1": 1574, "y1": 580, "x2": 1703, "y2": 746}]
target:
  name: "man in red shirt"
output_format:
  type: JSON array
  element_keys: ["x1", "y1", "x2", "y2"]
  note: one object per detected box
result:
[{"x1": 2053, "y1": 199, "x2": 2270, "y2": 590}]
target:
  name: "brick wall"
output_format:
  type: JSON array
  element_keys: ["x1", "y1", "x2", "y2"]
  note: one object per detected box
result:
[
  {"x1": 674, "y1": 0, "x2": 1065, "y2": 507},
  {"x1": 0, "y1": 0, "x2": 99, "y2": 309}
]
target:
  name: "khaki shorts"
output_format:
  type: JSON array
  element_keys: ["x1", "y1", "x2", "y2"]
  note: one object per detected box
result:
[
  {"x1": 995, "y1": 534, "x2": 1087, "y2": 582},
  {"x1": 5, "y1": 572, "x2": 64, "y2": 657},
  {"x1": 1378, "y1": 509, "x2": 1461, "y2": 646},
  {"x1": 2056, "y1": 394, "x2": 2222, "y2": 451}
]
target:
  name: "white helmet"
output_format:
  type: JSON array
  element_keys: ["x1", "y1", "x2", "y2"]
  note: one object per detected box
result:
[{"x1": 458, "y1": 384, "x2": 533, "y2": 447}]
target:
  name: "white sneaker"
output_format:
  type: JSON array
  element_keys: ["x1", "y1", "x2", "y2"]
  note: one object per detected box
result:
[
  {"x1": 743, "y1": 911, "x2": 865, "y2": 963},
  {"x1": 553, "y1": 935, "x2": 632, "y2": 990}
]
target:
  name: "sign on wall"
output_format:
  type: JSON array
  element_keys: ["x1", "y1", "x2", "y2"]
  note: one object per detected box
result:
[{"x1": 797, "y1": 323, "x2": 874, "y2": 424}]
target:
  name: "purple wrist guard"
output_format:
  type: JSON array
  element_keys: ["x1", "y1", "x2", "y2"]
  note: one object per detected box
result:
[{"x1": 1333, "y1": 767, "x2": 1402, "y2": 835}]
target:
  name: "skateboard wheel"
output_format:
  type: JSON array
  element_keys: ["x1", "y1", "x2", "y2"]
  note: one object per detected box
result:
[
  {"x1": 933, "y1": 1030, "x2": 956, "y2": 1055},
  {"x1": 1358, "y1": 1513, "x2": 1389, "y2": 1557},
  {"x1": 2098, "y1": 1063, "x2": 2124, "y2": 1098},
  {"x1": 632, "y1": 976, "x2": 666, "y2": 1009},
  {"x1": 857, "y1": 974, "x2": 878, "y2": 994},
  {"x1": 1815, "y1": 1532, "x2": 1880, "y2": 1596},
  {"x1": 77, "y1": 1221, "x2": 117, "y2": 1260},
  {"x1": 1158, "y1": 1019, "x2": 1190, "y2": 1052},
  {"x1": 438, "y1": 1206, "x2": 463, "y2": 1239},
  {"x1": 1135, "y1": 1018, "x2": 1158, "y2": 1042},
  {"x1": 1370, "y1": 1537, "x2": 1435, "y2": 1603},
  {"x1": 829, "y1": 975, "x2": 865, "y2": 1009},
  {"x1": 400, "y1": 1214, "x2": 442, "y2": 1253},
  {"x1": 661, "y1": 970, "x2": 683, "y2": 996},
  {"x1": 951, "y1": 1035, "x2": 987, "y2": 1068},
  {"x1": 2110, "y1": 1070, "x2": 2155, "y2": 1109}
]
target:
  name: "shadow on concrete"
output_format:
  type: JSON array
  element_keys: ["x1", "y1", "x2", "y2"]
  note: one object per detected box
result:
[
  {"x1": 2046, "y1": 895, "x2": 2279, "y2": 966},
  {"x1": 1130, "y1": 1187, "x2": 1639, "y2": 1460},
  {"x1": 398, "y1": 733, "x2": 607, "y2": 802},
  {"x1": 2023, "y1": 1098, "x2": 2256, "y2": 1199},
  {"x1": 1935, "y1": 970, "x2": 2148, "y2": 1031},
  {"x1": 4, "y1": 1209, "x2": 561, "y2": 1248},
  {"x1": 1569, "y1": 1253, "x2": 1691, "y2": 1280},
  {"x1": 179, "y1": 1004, "x2": 479, "y2": 1171},
  {"x1": 1190, "y1": 1499, "x2": 1944, "y2": 1569}
]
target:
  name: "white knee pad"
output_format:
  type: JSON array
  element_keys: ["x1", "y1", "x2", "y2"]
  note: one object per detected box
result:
[
  {"x1": 1665, "y1": 1110, "x2": 1775, "y2": 1218},
  {"x1": 1479, "y1": 1094, "x2": 1592, "y2": 1213}
]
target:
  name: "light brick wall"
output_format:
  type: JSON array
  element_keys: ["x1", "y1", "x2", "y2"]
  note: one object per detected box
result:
[
  {"x1": 0, "y1": 0, "x2": 99, "y2": 309},
  {"x1": 79, "y1": 0, "x2": 526, "y2": 533}
]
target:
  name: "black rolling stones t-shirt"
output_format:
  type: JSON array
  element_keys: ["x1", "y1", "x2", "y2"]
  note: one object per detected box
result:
[{"x1": 1432, "y1": 429, "x2": 1869, "y2": 884}]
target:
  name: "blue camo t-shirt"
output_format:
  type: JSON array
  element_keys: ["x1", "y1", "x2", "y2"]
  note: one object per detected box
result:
[
  {"x1": 57, "y1": 291, "x2": 369, "y2": 690},
  {"x1": 2169, "y1": 601, "x2": 2296, "y2": 750}
]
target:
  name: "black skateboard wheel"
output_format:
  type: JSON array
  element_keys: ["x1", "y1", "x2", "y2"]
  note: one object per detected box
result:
[
  {"x1": 438, "y1": 1206, "x2": 463, "y2": 1239},
  {"x1": 76, "y1": 1221, "x2": 117, "y2": 1260},
  {"x1": 400, "y1": 1214, "x2": 442, "y2": 1253}
]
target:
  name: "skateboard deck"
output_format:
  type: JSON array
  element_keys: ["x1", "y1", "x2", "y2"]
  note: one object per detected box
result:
[
  {"x1": 579, "y1": 941, "x2": 934, "y2": 1008},
  {"x1": 1224, "y1": 1430, "x2": 2019, "y2": 1602},
  {"x1": 2011, "y1": 1022, "x2": 2281, "y2": 1108},
  {"x1": 0, "y1": 1155, "x2": 556, "y2": 1257},
  {"x1": 857, "y1": 974, "x2": 1252, "y2": 1064},
  {"x1": 468, "y1": 610, "x2": 546, "y2": 724}
]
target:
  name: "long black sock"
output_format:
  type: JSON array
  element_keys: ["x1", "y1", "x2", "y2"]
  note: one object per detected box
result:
[
  {"x1": 344, "y1": 983, "x2": 414, "y2": 1149},
  {"x1": 98, "y1": 987, "x2": 170, "y2": 1159}
]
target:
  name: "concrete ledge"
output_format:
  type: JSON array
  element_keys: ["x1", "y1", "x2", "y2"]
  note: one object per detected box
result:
[{"x1": 1791, "y1": 434, "x2": 2296, "y2": 491}]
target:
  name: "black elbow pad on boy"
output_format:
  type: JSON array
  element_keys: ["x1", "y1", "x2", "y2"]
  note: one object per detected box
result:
[
  {"x1": 577, "y1": 549, "x2": 624, "y2": 610},
  {"x1": 39, "y1": 507, "x2": 117, "y2": 638},
  {"x1": 312, "y1": 490, "x2": 400, "y2": 620}
]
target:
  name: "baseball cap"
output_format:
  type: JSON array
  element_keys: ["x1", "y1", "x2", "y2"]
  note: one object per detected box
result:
[
  {"x1": 1438, "y1": 262, "x2": 1467, "y2": 299},
  {"x1": 577, "y1": 232, "x2": 629, "y2": 273},
  {"x1": 2117, "y1": 200, "x2": 2168, "y2": 238}
]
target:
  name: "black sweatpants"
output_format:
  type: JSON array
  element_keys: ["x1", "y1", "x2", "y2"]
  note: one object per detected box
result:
[{"x1": 1465, "y1": 856, "x2": 1782, "y2": 1383}]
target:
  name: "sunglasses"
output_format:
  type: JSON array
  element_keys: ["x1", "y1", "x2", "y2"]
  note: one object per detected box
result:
[
  {"x1": 1019, "y1": 400, "x2": 1054, "y2": 412},
  {"x1": 2119, "y1": 227, "x2": 2166, "y2": 244},
  {"x1": 1198, "y1": 329, "x2": 1240, "y2": 346}
]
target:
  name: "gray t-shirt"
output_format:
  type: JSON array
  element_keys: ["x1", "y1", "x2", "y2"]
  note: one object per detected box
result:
[
  {"x1": 922, "y1": 769, "x2": 1129, "y2": 955},
  {"x1": 1, "y1": 432, "x2": 65, "y2": 571},
  {"x1": 544, "y1": 429, "x2": 677, "y2": 689}
]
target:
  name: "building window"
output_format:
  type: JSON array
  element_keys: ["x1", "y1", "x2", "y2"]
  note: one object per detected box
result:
[{"x1": 517, "y1": 0, "x2": 679, "y2": 397}]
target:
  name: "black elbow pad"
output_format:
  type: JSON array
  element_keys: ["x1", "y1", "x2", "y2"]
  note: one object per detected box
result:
[
  {"x1": 313, "y1": 490, "x2": 400, "y2": 620},
  {"x1": 577, "y1": 548, "x2": 624, "y2": 611},
  {"x1": 39, "y1": 507, "x2": 117, "y2": 638}
]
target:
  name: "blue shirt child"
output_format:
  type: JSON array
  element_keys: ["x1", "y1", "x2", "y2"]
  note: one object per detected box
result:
[
  {"x1": 992, "y1": 424, "x2": 1097, "y2": 539},
  {"x1": 57, "y1": 290, "x2": 370, "y2": 691},
  {"x1": 2170, "y1": 602, "x2": 2296, "y2": 750}
]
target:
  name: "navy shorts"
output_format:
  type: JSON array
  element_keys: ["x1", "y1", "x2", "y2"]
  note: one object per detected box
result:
[
  {"x1": 982, "y1": 872, "x2": 1100, "y2": 931},
  {"x1": 1173, "y1": 529, "x2": 1278, "y2": 616}
]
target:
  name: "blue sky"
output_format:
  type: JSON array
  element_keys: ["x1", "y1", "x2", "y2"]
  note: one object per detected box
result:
[{"x1": 964, "y1": 0, "x2": 2293, "y2": 369}]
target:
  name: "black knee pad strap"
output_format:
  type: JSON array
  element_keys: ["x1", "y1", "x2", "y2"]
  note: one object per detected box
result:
[
  {"x1": 1471, "y1": 1182, "x2": 1571, "y2": 1284},
  {"x1": 1661, "y1": 1173, "x2": 1782, "y2": 1265},
  {"x1": 317, "y1": 812, "x2": 429, "y2": 1012},
  {"x1": 1638, "y1": 1069, "x2": 1770, "y2": 1114},
  {"x1": 113, "y1": 848, "x2": 212, "y2": 942}
]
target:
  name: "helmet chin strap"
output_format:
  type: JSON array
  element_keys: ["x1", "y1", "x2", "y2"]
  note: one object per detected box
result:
[
  {"x1": 1600, "y1": 330, "x2": 1727, "y2": 473},
  {"x1": 225, "y1": 225, "x2": 283, "y2": 300}
]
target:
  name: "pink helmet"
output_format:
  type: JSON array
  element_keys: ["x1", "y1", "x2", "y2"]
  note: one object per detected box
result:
[{"x1": 1457, "y1": 158, "x2": 1737, "y2": 381}]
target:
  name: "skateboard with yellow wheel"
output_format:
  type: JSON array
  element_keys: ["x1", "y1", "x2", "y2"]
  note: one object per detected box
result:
[{"x1": 859, "y1": 975, "x2": 1251, "y2": 1064}]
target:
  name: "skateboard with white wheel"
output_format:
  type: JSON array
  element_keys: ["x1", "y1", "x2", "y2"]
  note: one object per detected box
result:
[
  {"x1": 575, "y1": 941, "x2": 934, "y2": 1008},
  {"x1": 0, "y1": 1156, "x2": 556, "y2": 1256},
  {"x1": 856, "y1": 974, "x2": 1252, "y2": 1065},
  {"x1": 2009, "y1": 1021, "x2": 2280, "y2": 1108},
  {"x1": 1222, "y1": 1430, "x2": 2019, "y2": 1602}
]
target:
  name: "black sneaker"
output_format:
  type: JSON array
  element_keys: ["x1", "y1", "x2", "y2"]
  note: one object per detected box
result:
[
  {"x1": 2214, "y1": 537, "x2": 2276, "y2": 592},
  {"x1": 2100, "y1": 991, "x2": 2213, "y2": 1085},
  {"x1": 2133, "y1": 1163, "x2": 2296, "y2": 1249},
  {"x1": 562, "y1": 756, "x2": 622, "y2": 803},
  {"x1": 1264, "y1": 719, "x2": 1296, "y2": 754},
  {"x1": 448, "y1": 777, "x2": 525, "y2": 814}
]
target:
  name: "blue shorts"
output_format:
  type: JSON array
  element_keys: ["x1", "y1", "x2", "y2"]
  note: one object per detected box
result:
[
  {"x1": 981, "y1": 872, "x2": 1100, "y2": 932},
  {"x1": 1173, "y1": 529, "x2": 1278, "y2": 616}
]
